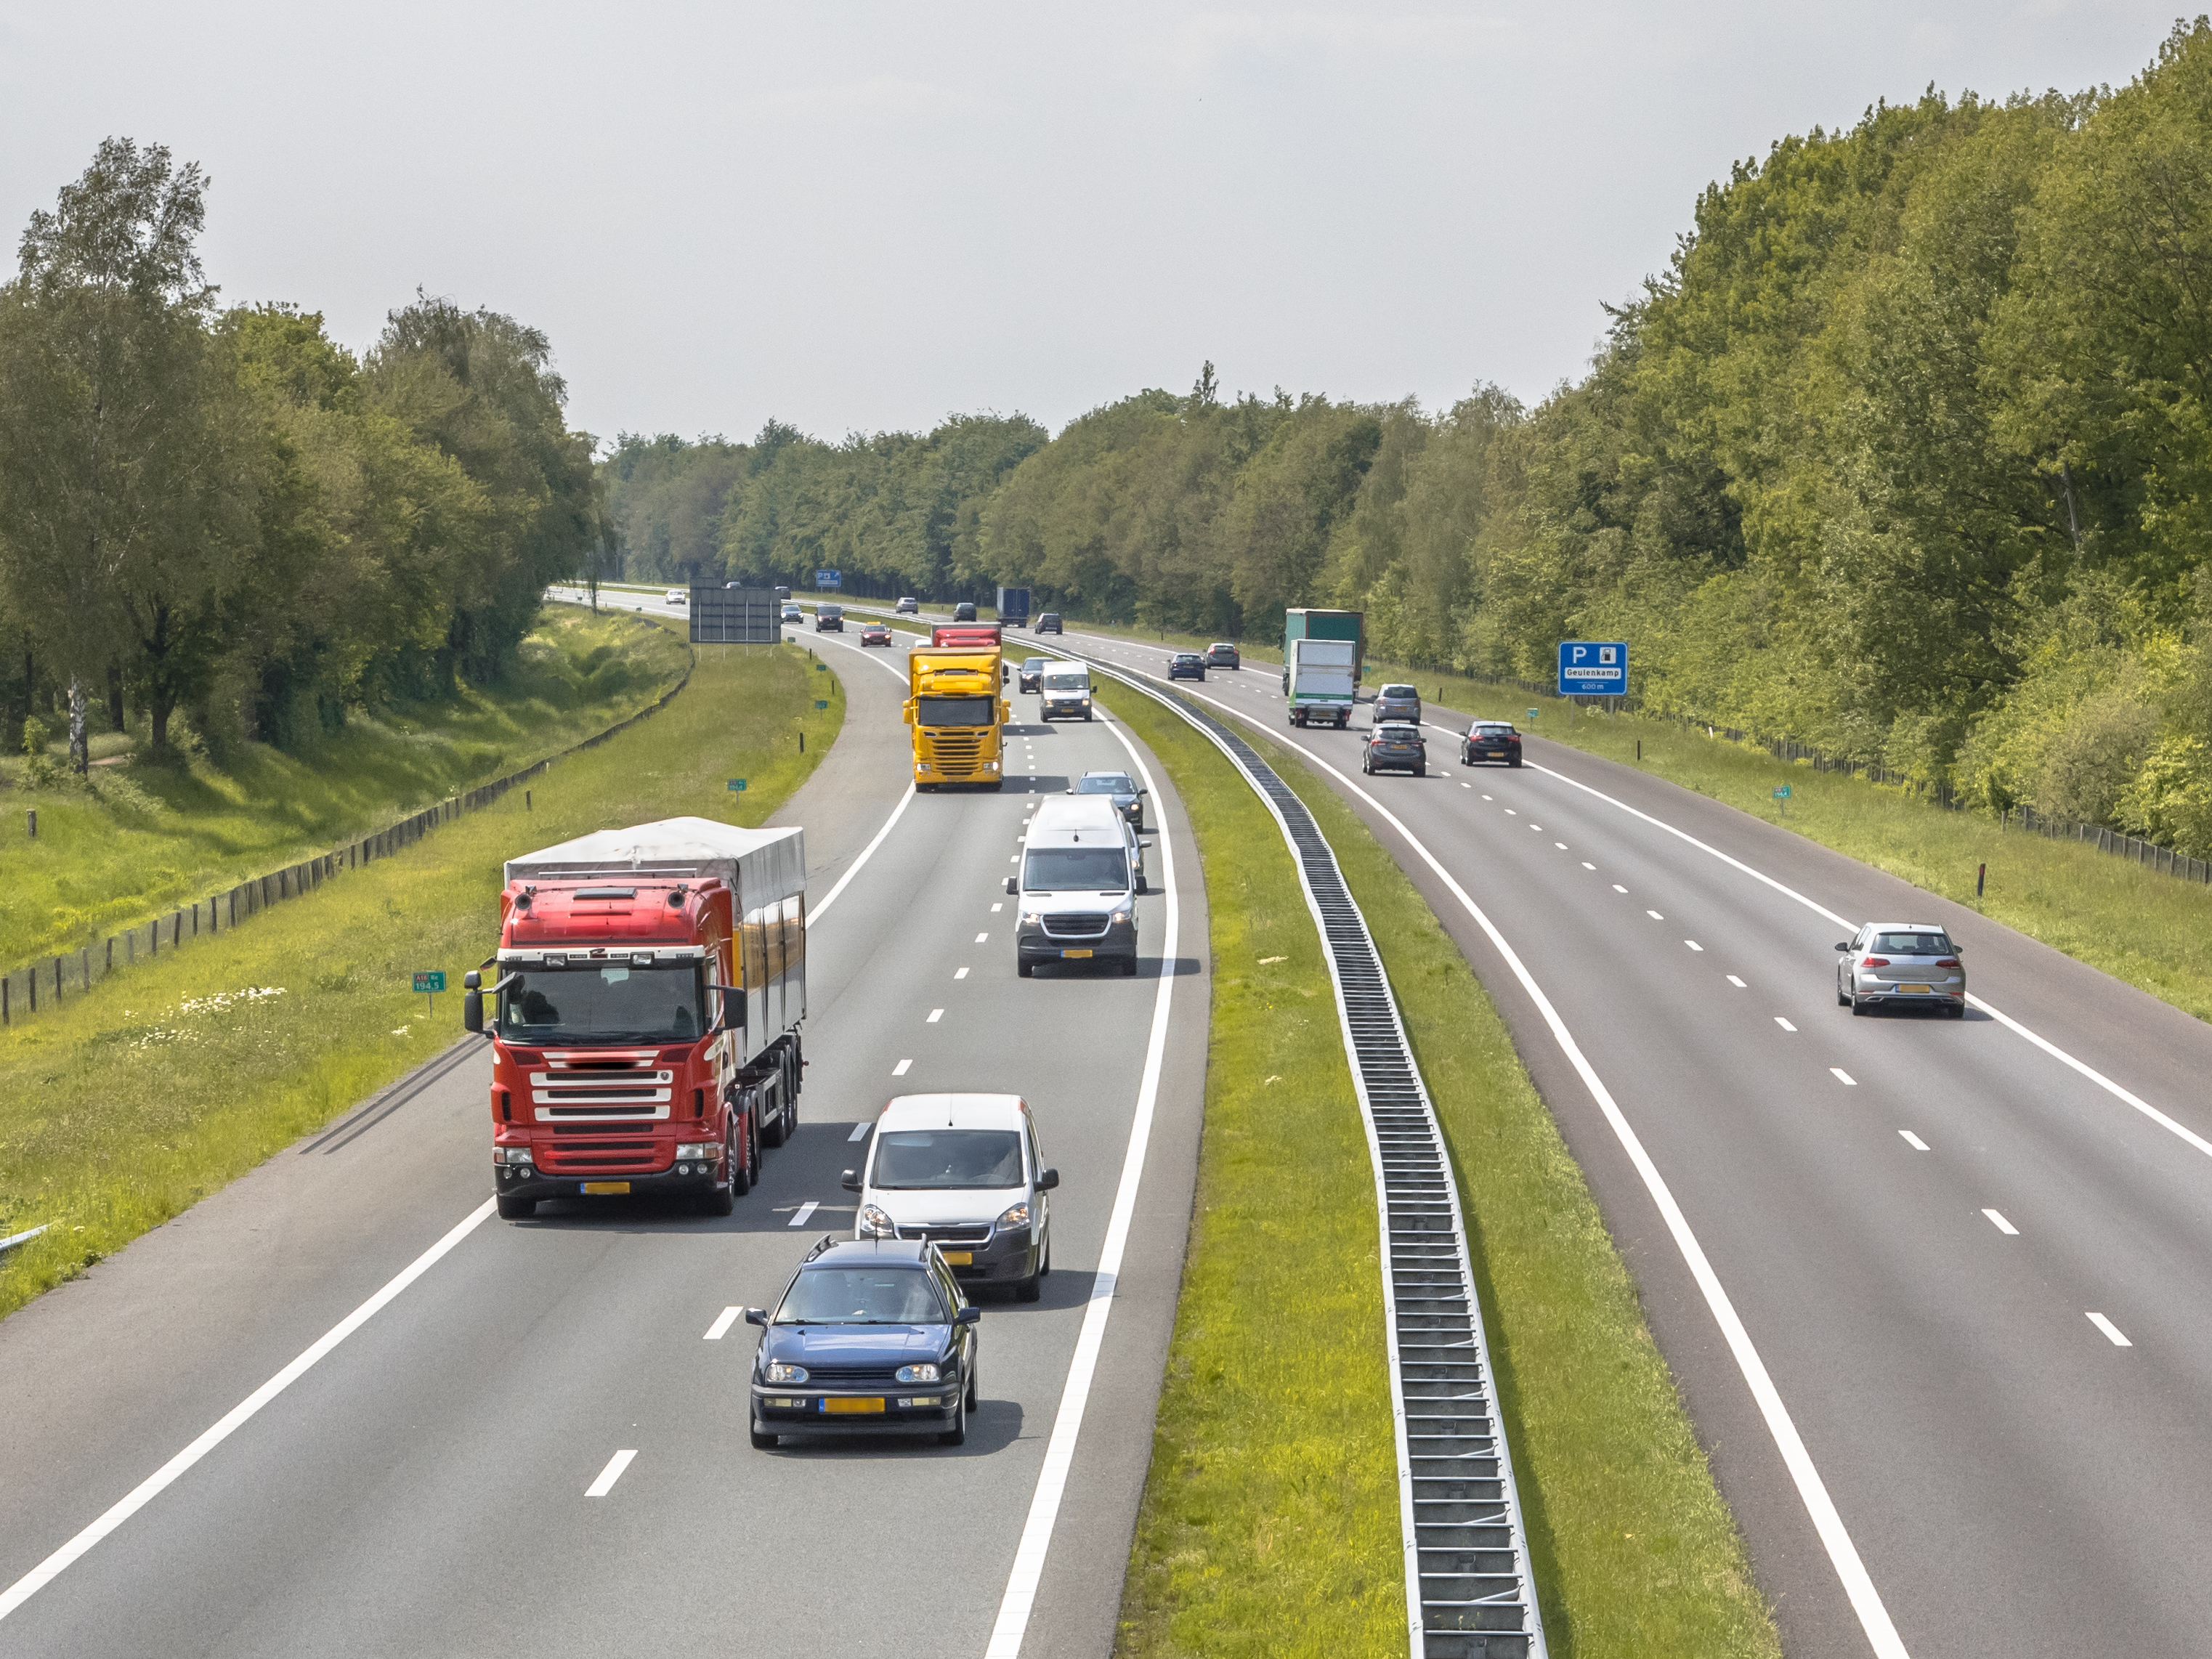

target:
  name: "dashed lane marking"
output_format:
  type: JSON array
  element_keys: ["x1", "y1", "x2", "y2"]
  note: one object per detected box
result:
[
  {"x1": 585, "y1": 1450, "x2": 637, "y2": 1498},
  {"x1": 790, "y1": 1200, "x2": 820, "y2": 1228},
  {"x1": 848, "y1": 1122, "x2": 872, "y2": 1142},
  {"x1": 927, "y1": 1009, "x2": 944, "y2": 1023},
  {"x1": 2087, "y1": 1313, "x2": 2132, "y2": 1347},
  {"x1": 704, "y1": 1307, "x2": 741, "y2": 1340},
  {"x1": 1831, "y1": 1068, "x2": 1857, "y2": 1086},
  {"x1": 1982, "y1": 1209, "x2": 2018, "y2": 1236},
  {"x1": 1900, "y1": 1130, "x2": 1929, "y2": 1151}
]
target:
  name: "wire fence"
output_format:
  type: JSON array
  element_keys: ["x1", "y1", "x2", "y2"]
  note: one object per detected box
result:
[{"x1": 0, "y1": 638, "x2": 696, "y2": 1026}]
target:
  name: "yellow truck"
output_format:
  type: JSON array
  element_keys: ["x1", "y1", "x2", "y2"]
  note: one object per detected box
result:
[{"x1": 905, "y1": 638, "x2": 1010, "y2": 791}]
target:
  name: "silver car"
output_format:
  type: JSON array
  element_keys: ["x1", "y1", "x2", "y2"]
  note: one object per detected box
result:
[
  {"x1": 1835, "y1": 922, "x2": 1965, "y2": 1017},
  {"x1": 1372, "y1": 684, "x2": 1422, "y2": 726}
]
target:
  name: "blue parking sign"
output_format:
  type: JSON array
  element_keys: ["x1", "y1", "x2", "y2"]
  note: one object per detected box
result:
[{"x1": 1557, "y1": 641, "x2": 1627, "y2": 697}]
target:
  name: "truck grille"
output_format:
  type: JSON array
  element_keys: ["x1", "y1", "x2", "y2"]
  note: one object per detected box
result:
[
  {"x1": 929, "y1": 732, "x2": 987, "y2": 777},
  {"x1": 1042, "y1": 912, "x2": 1110, "y2": 938},
  {"x1": 532, "y1": 1050, "x2": 673, "y2": 1120},
  {"x1": 539, "y1": 1134, "x2": 660, "y2": 1173}
]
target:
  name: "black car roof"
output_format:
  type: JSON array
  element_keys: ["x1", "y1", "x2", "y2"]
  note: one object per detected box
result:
[{"x1": 802, "y1": 1236, "x2": 931, "y2": 1267}]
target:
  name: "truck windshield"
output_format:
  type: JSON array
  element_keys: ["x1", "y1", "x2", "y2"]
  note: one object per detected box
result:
[
  {"x1": 872, "y1": 1129, "x2": 1024, "y2": 1188},
  {"x1": 777, "y1": 1267, "x2": 948, "y2": 1325},
  {"x1": 498, "y1": 962, "x2": 705, "y2": 1043},
  {"x1": 1023, "y1": 847, "x2": 1128, "y2": 891},
  {"x1": 1042, "y1": 673, "x2": 1087, "y2": 690},
  {"x1": 917, "y1": 696, "x2": 995, "y2": 726}
]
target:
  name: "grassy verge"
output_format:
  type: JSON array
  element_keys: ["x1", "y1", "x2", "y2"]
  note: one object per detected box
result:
[
  {"x1": 0, "y1": 630, "x2": 843, "y2": 1321},
  {"x1": 1102, "y1": 682, "x2": 1782, "y2": 1658},
  {"x1": 1, "y1": 605, "x2": 691, "y2": 968},
  {"x1": 1106, "y1": 691, "x2": 1406, "y2": 1655}
]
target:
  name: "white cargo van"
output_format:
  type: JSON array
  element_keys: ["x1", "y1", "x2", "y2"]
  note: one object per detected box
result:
[
  {"x1": 1285, "y1": 637, "x2": 1357, "y2": 726},
  {"x1": 843, "y1": 1092, "x2": 1059, "y2": 1300},
  {"x1": 1037, "y1": 661, "x2": 1093, "y2": 721},
  {"x1": 1004, "y1": 794, "x2": 1148, "y2": 976}
]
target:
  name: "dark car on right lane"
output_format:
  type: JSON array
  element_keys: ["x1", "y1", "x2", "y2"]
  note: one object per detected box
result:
[
  {"x1": 1167, "y1": 652, "x2": 1207, "y2": 681},
  {"x1": 1075, "y1": 768, "x2": 1146, "y2": 830},
  {"x1": 1204, "y1": 642, "x2": 1240, "y2": 670},
  {"x1": 1035, "y1": 613, "x2": 1063, "y2": 634},
  {"x1": 1461, "y1": 721, "x2": 1522, "y2": 767}
]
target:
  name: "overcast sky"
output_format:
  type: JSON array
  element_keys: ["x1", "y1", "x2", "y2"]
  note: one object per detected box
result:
[{"x1": 0, "y1": 3, "x2": 2187, "y2": 447}]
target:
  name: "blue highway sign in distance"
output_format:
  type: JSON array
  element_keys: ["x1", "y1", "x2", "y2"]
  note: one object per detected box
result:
[
  {"x1": 815, "y1": 569, "x2": 842, "y2": 588},
  {"x1": 1557, "y1": 640, "x2": 1627, "y2": 696}
]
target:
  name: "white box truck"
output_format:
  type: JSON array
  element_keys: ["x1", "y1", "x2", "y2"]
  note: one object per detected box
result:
[{"x1": 1285, "y1": 637, "x2": 1358, "y2": 727}]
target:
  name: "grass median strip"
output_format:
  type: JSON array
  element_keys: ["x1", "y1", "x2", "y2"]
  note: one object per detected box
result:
[
  {"x1": 0, "y1": 630, "x2": 843, "y2": 1323},
  {"x1": 1103, "y1": 681, "x2": 1782, "y2": 1658},
  {"x1": 1106, "y1": 689, "x2": 1406, "y2": 1658}
]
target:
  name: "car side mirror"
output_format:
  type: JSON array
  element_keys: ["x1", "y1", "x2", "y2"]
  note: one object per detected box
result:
[
  {"x1": 743, "y1": 1307, "x2": 768, "y2": 1328},
  {"x1": 1037, "y1": 1167, "x2": 1059, "y2": 1191},
  {"x1": 1834, "y1": 942, "x2": 1850, "y2": 952},
  {"x1": 1139, "y1": 839, "x2": 1154, "y2": 850},
  {"x1": 1004, "y1": 875, "x2": 1017, "y2": 895},
  {"x1": 840, "y1": 1169, "x2": 862, "y2": 1192},
  {"x1": 955, "y1": 1305, "x2": 982, "y2": 1326}
]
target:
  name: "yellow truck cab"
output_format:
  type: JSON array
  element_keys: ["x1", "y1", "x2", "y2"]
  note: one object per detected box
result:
[{"x1": 906, "y1": 646, "x2": 1010, "y2": 790}]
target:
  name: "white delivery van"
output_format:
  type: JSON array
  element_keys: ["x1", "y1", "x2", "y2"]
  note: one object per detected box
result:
[
  {"x1": 1285, "y1": 637, "x2": 1357, "y2": 726},
  {"x1": 1037, "y1": 661, "x2": 1093, "y2": 721},
  {"x1": 843, "y1": 1092, "x2": 1059, "y2": 1300},
  {"x1": 1004, "y1": 795, "x2": 1148, "y2": 976}
]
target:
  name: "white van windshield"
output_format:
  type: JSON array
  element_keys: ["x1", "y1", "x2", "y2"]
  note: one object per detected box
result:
[
  {"x1": 1043, "y1": 673, "x2": 1087, "y2": 690},
  {"x1": 1024, "y1": 847, "x2": 1128, "y2": 891}
]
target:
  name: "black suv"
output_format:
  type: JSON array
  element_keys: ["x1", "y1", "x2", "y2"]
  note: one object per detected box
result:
[
  {"x1": 746, "y1": 1238, "x2": 981, "y2": 1448},
  {"x1": 953, "y1": 601, "x2": 978, "y2": 622},
  {"x1": 1035, "y1": 613, "x2": 1063, "y2": 634},
  {"x1": 814, "y1": 604, "x2": 844, "y2": 632},
  {"x1": 1017, "y1": 657, "x2": 1048, "y2": 694},
  {"x1": 1462, "y1": 721, "x2": 1522, "y2": 767},
  {"x1": 1204, "y1": 642, "x2": 1240, "y2": 670}
]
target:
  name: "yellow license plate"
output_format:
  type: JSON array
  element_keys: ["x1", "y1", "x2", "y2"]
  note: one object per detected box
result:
[
  {"x1": 580, "y1": 1181, "x2": 631, "y2": 1195},
  {"x1": 1061, "y1": 948, "x2": 1093, "y2": 959},
  {"x1": 1899, "y1": 983, "x2": 1932, "y2": 994},
  {"x1": 822, "y1": 1396, "x2": 885, "y2": 1415},
  {"x1": 940, "y1": 1250, "x2": 973, "y2": 1265}
]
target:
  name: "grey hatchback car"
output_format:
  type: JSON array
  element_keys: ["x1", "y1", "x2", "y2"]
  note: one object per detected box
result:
[
  {"x1": 1835, "y1": 922, "x2": 1965, "y2": 1016},
  {"x1": 1363, "y1": 723, "x2": 1426, "y2": 776},
  {"x1": 1372, "y1": 684, "x2": 1422, "y2": 726}
]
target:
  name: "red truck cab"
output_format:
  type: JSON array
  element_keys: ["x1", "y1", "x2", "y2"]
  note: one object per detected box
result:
[{"x1": 464, "y1": 818, "x2": 807, "y2": 1220}]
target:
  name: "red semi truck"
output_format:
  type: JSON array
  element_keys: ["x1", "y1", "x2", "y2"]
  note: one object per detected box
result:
[{"x1": 463, "y1": 816, "x2": 807, "y2": 1220}]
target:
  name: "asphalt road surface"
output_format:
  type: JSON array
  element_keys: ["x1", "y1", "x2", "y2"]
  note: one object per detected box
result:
[
  {"x1": 980, "y1": 612, "x2": 2212, "y2": 1659},
  {"x1": 0, "y1": 593, "x2": 1209, "y2": 1659}
]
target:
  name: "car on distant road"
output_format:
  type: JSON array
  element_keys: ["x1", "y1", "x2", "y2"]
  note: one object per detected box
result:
[
  {"x1": 782, "y1": 603, "x2": 804, "y2": 625},
  {"x1": 1035, "y1": 613, "x2": 1063, "y2": 635},
  {"x1": 665, "y1": 588, "x2": 687, "y2": 606},
  {"x1": 745, "y1": 1237, "x2": 981, "y2": 1448},
  {"x1": 953, "y1": 601, "x2": 978, "y2": 622},
  {"x1": 814, "y1": 604, "x2": 844, "y2": 632},
  {"x1": 1835, "y1": 922, "x2": 1966, "y2": 1017},
  {"x1": 1017, "y1": 656, "x2": 1048, "y2": 694},
  {"x1": 1364, "y1": 723, "x2": 1426, "y2": 776},
  {"x1": 859, "y1": 622, "x2": 892, "y2": 646},
  {"x1": 1075, "y1": 768, "x2": 1146, "y2": 830},
  {"x1": 1167, "y1": 652, "x2": 1207, "y2": 681},
  {"x1": 896, "y1": 596, "x2": 920, "y2": 614},
  {"x1": 1461, "y1": 721, "x2": 1522, "y2": 768},
  {"x1": 846, "y1": 1092, "x2": 1058, "y2": 1301},
  {"x1": 1372, "y1": 684, "x2": 1421, "y2": 726},
  {"x1": 1204, "y1": 642, "x2": 1240, "y2": 670}
]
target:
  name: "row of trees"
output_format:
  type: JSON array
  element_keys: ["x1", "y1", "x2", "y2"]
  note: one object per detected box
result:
[
  {"x1": 0, "y1": 139, "x2": 597, "y2": 771},
  {"x1": 604, "y1": 23, "x2": 2212, "y2": 854}
]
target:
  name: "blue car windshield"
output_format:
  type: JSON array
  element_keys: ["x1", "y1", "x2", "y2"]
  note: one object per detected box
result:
[{"x1": 777, "y1": 1266, "x2": 948, "y2": 1325}]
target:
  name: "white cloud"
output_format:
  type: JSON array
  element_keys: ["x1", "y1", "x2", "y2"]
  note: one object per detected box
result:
[
  {"x1": 1167, "y1": 9, "x2": 1515, "y2": 73},
  {"x1": 743, "y1": 75, "x2": 970, "y2": 124}
]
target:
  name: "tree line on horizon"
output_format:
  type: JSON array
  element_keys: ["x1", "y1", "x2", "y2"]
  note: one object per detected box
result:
[
  {"x1": 613, "y1": 22, "x2": 2212, "y2": 853},
  {"x1": 0, "y1": 139, "x2": 598, "y2": 774}
]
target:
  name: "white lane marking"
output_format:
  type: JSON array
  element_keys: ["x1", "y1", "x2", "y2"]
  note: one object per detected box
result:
[
  {"x1": 991, "y1": 902, "x2": 1003, "y2": 912},
  {"x1": 1010, "y1": 854, "x2": 1019, "y2": 862},
  {"x1": 848, "y1": 1121, "x2": 872, "y2": 1141},
  {"x1": 1982, "y1": 1209, "x2": 2018, "y2": 1236},
  {"x1": 976, "y1": 933, "x2": 989, "y2": 943},
  {"x1": 1613, "y1": 884, "x2": 1628, "y2": 893},
  {"x1": 891, "y1": 1058, "x2": 912, "y2": 1077},
  {"x1": 1686, "y1": 940, "x2": 1703, "y2": 952},
  {"x1": 585, "y1": 1449, "x2": 637, "y2": 1497},
  {"x1": 705, "y1": 1306, "x2": 742, "y2": 1340},
  {"x1": 1900, "y1": 1130, "x2": 1929, "y2": 1151},
  {"x1": 812, "y1": 784, "x2": 917, "y2": 925},
  {"x1": 1085, "y1": 661, "x2": 1913, "y2": 1659},
  {"x1": 1727, "y1": 974, "x2": 1747, "y2": 987},
  {"x1": 1522, "y1": 758, "x2": 2212, "y2": 1167},
  {"x1": 1832, "y1": 1068, "x2": 1857, "y2": 1086},
  {"x1": 1775, "y1": 1017, "x2": 1797, "y2": 1031},
  {"x1": 1531, "y1": 824, "x2": 1543, "y2": 831},
  {"x1": 1646, "y1": 909, "x2": 1665, "y2": 920},
  {"x1": 1481, "y1": 794, "x2": 1493, "y2": 800},
  {"x1": 1555, "y1": 841, "x2": 1568, "y2": 850},
  {"x1": 1462, "y1": 782, "x2": 1472, "y2": 789},
  {"x1": 0, "y1": 1197, "x2": 498, "y2": 1624},
  {"x1": 2086, "y1": 1312, "x2": 2133, "y2": 1347},
  {"x1": 955, "y1": 967, "x2": 971, "y2": 980},
  {"x1": 927, "y1": 1008, "x2": 944, "y2": 1023},
  {"x1": 789, "y1": 1200, "x2": 819, "y2": 1228},
  {"x1": 1581, "y1": 861, "x2": 1595, "y2": 869},
  {"x1": 987, "y1": 697, "x2": 1183, "y2": 1659},
  {"x1": 1504, "y1": 808, "x2": 1518, "y2": 816}
]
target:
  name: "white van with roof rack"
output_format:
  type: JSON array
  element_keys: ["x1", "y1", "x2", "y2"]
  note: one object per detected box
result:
[{"x1": 1003, "y1": 794, "x2": 1148, "y2": 977}]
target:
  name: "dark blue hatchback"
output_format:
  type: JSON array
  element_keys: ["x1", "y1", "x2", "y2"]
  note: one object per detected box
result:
[{"x1": 746, "y1": 1238, "x2": 981, "y2": 1448}]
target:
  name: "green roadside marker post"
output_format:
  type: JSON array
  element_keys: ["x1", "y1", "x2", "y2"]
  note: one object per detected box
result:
[
  {"x1": 1526, "y1": 707, "x2": 1539, "y2": 722},
  {"x1": 728, "y1": 779, "x2": 747, "y2": 792},
  {"x1": 1773, "y1": 783, "x2": 1791, "y2": 817},
  {"x1": 413, "y1": 970, "x2": 445, "y2": 1019}
]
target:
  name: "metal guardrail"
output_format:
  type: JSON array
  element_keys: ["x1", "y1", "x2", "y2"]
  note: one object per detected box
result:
[
  {"x1": 1077, "y1": 651, "x2": 1547, "y2": 1659},
  {"x1": 0, "y1": 1225, "x2": 48, "y2": 1256}
]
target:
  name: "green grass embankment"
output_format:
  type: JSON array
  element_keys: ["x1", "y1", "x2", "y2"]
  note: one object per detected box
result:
[
  {"x1": 0, "y1": 631, "x2": 844, "y2": 1321},
  {"x1": 1103, "y1": 682, "x2": 1782, "y2": 1658},
  {"x1": 1, "y1": 606, "x2": 691, "y2": 968}
]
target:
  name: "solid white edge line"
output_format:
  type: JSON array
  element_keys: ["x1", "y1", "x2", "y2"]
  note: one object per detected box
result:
[
  {"x1": 2086, "y1": 1312, "x2": 2133, "y2": 1347},
  {"x1": 705, "y1": 1306, "x2": 742, "y2": 1341},
  {"x1": 0, "y1": 1197, "x2": 498, "y2": 1623},
  {"x1": 810, "y1": 784, "x2": 916, "y2": 925},
  {"x1": 585, "y1": 1448, "x2": 637, "y2": 1497},
  {"x1": 1521, "y1": 758, "x2": 2212, "y2": 1164},
  {"x1": 1083, "y1": 659, "x2": 1913, "y2": 1659},
  {"x1": 983, "y1": 707, "x2": 1181, "y2": 1659}
]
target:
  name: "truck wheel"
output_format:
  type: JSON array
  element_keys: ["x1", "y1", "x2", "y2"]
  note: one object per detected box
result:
[
  {"x1": 761, "y1": 1084, "x2": 789, "y2": 1148},
  {"x1": 495, "y1": 1193, "x2": 536, "y2": 1220},
  {"x1": 729, "y1": 1118, "x2": 755, "y2": 1198}
]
